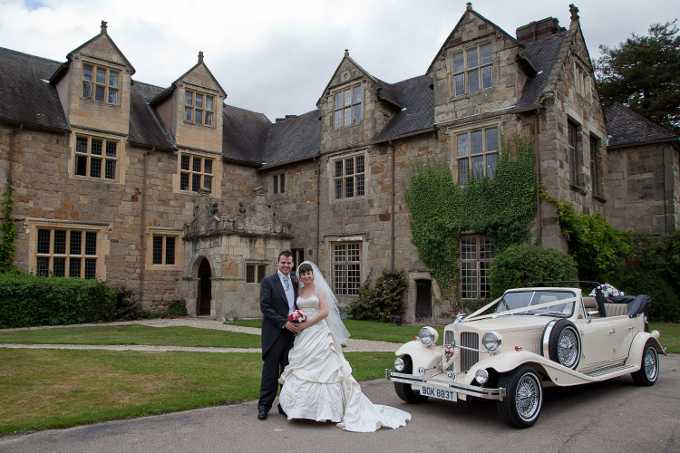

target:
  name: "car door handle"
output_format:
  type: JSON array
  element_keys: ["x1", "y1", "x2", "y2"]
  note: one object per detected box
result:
[{"x1": 608, "y1": 328, "x2": 616, "y2": 335}]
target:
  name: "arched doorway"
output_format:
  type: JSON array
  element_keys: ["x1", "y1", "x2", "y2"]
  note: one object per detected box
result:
[
  {"x1": 197, "y1": 258, "x2": 212, "y2": 316},
  {"x1": 415, "y1": 279, "x2": 432, "y2": 321}
]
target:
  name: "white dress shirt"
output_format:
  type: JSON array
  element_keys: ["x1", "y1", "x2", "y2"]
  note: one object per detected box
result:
[{"x1": 277, "y1": 271, "x2": 295, "y2": 315}]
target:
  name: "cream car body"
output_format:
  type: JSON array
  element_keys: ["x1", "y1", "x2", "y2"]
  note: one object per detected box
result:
[{"x1": 388, "y1": 286, "x2": 665, "y2": 428}]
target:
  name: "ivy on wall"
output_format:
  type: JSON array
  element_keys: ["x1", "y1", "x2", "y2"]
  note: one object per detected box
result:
[
  {"x1": 548, "y1": 196, "x2": 680, "y2": 322},
  {"x1": 555, "y1": 200, "x2": 632, "y2": 281},
  {"x1": 0, "y1": 186, "x2": 16, "y2": 272},
  {"x1": 405, "y1": 138, "x2": 537, "y2": 292}
]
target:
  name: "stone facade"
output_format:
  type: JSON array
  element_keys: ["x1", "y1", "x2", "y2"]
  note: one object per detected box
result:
[
  {"x1": 1, "y1": 5, "x2": 677, "y2": 322},
  {"x1": 606, "y1": 143, "x2": 679, "y2": 234}
]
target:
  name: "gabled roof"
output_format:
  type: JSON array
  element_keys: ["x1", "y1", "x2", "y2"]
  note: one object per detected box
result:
[
  {"x1": 374, "y1": 75, "x2": 435, "y2": 143},
  {"x1": 513, "y1": 30, "x2": 569, "y2": 112},
  {"x1": 317, "y1": 52, "x2": 381, "y2": 107},
  {"x1": 128, "y1": 81, "x2": 175, "y2": 151},
  {"x1": 261, "y1": 110, "x2": 320, "y2": 170},
  {"x1": 426, "y1": 4, "x2": 519, "y2": 75},
  {"x1": 0, "y1": 47, "x2": 69, "y2": 133},
  {"x1": 51, "y1": 22, "x2": 136, "y2": 84},
  {"x1": 150, "y1": 53, "x2": 227, "y2": 107},
  {"x1": 0, "y1": 47, "x2": 175, "y2": 150},
  {"x1": 604, "y1": 104, "x2": 679, "y2": 149},
  {"x1": 222, "y1": 104, "x2": 271, "y2": 166}
]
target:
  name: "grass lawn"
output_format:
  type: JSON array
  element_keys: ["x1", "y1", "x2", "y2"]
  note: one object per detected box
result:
[
  {"x1": 0, "y1": 349, "x2": 394, "y2": 434},
  {"x1": 651, "y1": 322, "x2": 680, "y2": 353},
  {"x1": 0, "y1": 325, "x2": 260, "y2": 348},
  {"x1": 228, "y1": 319, "x2": 446, "y2": 343}
]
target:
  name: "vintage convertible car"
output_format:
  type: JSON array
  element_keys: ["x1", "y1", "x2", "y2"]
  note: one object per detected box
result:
[{"x1": 387, "y1": 285, "x2": 665, "y2": 428}]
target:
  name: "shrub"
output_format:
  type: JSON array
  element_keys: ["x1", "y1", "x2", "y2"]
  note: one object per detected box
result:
[
  {"x1": 614, "y1": 269, "x2": 680, "y2": 322},
  {"x1": 347, "y1": 271, "x2": 408, "y2": 321},
  {"x1": 113, "y1": 287, "x2": 143, "y2": 321},
  {"x1": 0, "y1": 273, "x2": 117, "y2": 328},
  {"x1": 489, "y1": 244, "x2": 579, "y2": 298},
  {"x1": 557, "y1": 202, "x2": 632, "y2": 281},
  {"x1": 166, "y1": 300, "x2": 188, "y2": 317}
]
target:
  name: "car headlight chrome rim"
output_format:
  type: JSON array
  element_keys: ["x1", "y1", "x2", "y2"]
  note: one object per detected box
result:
[
  {"x1": 394, "y1": 356, "x2": 406, "y2": 372},
  {"x1": 482, "y1": 331, "x2": 502, "y2": 352},
  {"x1": 418, "y1": 326, "x2": 438, "y2": 348},
  {"x1": 474, "y1": 369, "x2": 489, "y2": 385}
]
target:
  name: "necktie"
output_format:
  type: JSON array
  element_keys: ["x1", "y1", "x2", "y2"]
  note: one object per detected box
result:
[{"x1": 283, "y1": 277, "x2": 290, "y2": 291}]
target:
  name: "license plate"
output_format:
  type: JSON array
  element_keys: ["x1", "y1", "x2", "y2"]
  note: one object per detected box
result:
[{"x1": 419, "y1": 385, "x2": 457, "y2": 402}]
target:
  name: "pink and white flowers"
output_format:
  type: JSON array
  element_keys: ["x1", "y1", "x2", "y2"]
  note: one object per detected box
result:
[{"x1": 288, "y1": 309, "x2": 307, "y2": 323}]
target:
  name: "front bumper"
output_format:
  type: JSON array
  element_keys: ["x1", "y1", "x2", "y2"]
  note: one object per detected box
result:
[{"x1": 386, "y1": 369, "x2": 506, "y2": 401}]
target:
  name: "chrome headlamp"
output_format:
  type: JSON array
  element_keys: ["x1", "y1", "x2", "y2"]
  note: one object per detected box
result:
[
  {"x1": 394, "y1": 356, "x2": 406, "y2": 372},
  {"x1": 417, "y1": 326, "x2": 439, "y2": 348},
  {"x1": 482, "y1": 331, "x2": 502, "y2": 352}
]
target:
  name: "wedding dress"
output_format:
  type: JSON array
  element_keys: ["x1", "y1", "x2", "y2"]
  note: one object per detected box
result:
[{"x1": 278, "y1": 294, "x2": 411, "y2": 432}]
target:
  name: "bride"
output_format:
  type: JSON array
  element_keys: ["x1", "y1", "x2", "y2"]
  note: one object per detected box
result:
[{"x1": 277, "y1": 261, "x2": 411, "y2": 432}]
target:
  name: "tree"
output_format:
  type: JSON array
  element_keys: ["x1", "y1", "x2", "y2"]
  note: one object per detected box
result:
[{"x1": 596, "y1": 21, "x2": 680, "y2": 131}]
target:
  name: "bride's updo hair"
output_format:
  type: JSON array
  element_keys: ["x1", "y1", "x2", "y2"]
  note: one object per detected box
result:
[{"x1": 298, "y1": 263, "x2": 313, "y2": 275}]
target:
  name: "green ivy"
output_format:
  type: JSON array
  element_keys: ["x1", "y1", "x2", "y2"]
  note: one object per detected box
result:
[
  {"x1": 0, "y1": 186, "x2": 16, "y2": 272},
  {"x1": 556, "y1": 201, "x2": 632, "y2": 281},
  {"x1": 406, "y1": 138, "x2": 537, "y2": 292}
]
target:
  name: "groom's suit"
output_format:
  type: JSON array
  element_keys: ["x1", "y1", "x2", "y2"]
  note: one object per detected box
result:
[{"x1": 258, "y1": 272, "x2": 298, "y2": 412}]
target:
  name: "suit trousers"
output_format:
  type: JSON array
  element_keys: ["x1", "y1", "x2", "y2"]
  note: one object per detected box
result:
[{"x1": 258, "y1": 329, "x2": 295, "y2": 411}]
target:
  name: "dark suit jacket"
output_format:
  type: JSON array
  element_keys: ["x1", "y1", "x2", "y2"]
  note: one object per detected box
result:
[{"x1": 260, "y1": 272, "x2": 298, "y2": 356}]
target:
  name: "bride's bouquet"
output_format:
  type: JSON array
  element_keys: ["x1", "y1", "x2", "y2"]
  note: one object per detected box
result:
[{"x1": 288, "y1": 309, "x2": 307, "y2": 323}]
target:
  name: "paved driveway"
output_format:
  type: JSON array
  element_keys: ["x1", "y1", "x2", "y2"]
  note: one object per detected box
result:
[{"x1": 2, "y1": 355, "x2": 679, "y2": 453}]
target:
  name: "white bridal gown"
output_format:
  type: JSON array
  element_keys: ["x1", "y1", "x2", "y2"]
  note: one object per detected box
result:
[{"x1": 278, "y1": 295, "x2": 411, "y2": 432}]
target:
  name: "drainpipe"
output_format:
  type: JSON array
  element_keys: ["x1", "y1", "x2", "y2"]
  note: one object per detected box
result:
[
  {"x1": 389, "y1": 141, "x2": 396, "y2": 271},
  {"x1": 138, "y1": 148, "x2": 150, "y2": 305},
  {"x1": 535, "y1": 113, "x2": 543, "y2": 246},
  {"x1": 7, "y1": 125, "x2": 20, "y2": 187},
  {"x1": 316, "y1": 156, "x2": 321, "y2": 263}
]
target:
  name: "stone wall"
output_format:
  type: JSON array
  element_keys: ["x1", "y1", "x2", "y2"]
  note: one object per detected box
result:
[
  {"x1": 263, "y1": 159, "x2": 319, "y2": 262},
  {"x1": 606, "y1": 143, "x2": 677, "y2": 234}
]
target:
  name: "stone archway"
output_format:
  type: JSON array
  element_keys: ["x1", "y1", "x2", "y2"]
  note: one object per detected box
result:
[{"x1": 197, "y1": 257, "x2": 212, "y2": 316}]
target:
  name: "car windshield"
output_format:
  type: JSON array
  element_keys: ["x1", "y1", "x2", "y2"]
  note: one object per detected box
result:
[{"x1": 495, "y1": 290, "x2": 576, "y2": 317}]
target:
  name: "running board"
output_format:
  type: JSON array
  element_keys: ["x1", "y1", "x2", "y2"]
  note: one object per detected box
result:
[{"x1": 585, "y1": 363, "x2": 636, "y2": 378}]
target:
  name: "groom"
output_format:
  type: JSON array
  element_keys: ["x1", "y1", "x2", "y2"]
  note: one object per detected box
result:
[{"x1": 257, "y1": 250, "x2": 300, "y2": 420}]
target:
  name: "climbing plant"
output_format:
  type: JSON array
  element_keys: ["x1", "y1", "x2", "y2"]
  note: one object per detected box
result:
[
  {"x1": 555, "y1": 201, "x2": 632, "y2": 282},
  {"x1": 0, "y1": 186, "x2": 16, "y2": 272},
  {"x1": 406, "y1": 137, "x2": 537, "y2": 291}
]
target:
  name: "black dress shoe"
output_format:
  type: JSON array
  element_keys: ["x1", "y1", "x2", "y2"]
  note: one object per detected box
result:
[
  {"x1": 277, "y1": 404, "x2": 287, "y2": 417},
  {"x1": 257, "y1": 407, "x2": 268, "y2": 420}
]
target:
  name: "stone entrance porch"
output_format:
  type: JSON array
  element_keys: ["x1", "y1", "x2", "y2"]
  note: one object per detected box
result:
[{"x1": 182, "y1": 191, "x2": 292, "y2": 320}]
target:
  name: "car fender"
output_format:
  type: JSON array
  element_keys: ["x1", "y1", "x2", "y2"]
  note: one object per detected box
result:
[
  {"x1": 626, "y1": 330, "x2": 666, "y2": 368},
  {"x1": 395, "y1": 340, "x2": 442, "y2": 374},
  {"x1": 465, "y1": 351, "x2": 602, "y2": 387}
]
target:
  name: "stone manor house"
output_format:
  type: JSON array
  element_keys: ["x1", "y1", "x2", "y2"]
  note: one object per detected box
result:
[{"x1": 1, "y1": 4, "x2": 678, "y2": 321}]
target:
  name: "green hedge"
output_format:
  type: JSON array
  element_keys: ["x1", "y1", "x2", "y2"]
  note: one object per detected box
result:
[
  {"x1": 0, "y1": 273, "x2": 117, "y2": 328},
  {"x1": 489, "y1": 244, "x2": 579, "y2": 298}
]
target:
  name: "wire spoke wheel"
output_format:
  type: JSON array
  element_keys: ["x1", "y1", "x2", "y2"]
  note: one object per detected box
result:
[
  {"x1": 515, "y1": 373, "x2": 541, "y2": 422},
  {"x1": 643, "y1": 347, "x2": 658, "y2": 381},
  {"x1": 557, "y1": 327, "x2": 579, "y2": 369}
]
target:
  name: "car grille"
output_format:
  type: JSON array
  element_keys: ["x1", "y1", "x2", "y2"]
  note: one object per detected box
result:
[
  {"x1": 460, "y1": 332, "x2": 479, "y2": 372},
  {"x1": 444, "y1": 330, "x2": 454, "y2": 345}
]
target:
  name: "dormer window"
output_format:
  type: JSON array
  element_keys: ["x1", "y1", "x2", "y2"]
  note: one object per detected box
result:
[
  {"x1": 333, "y1": 84, "x2": 363, "y2": 129},
  {"x1": 451, "y1": 43, "x2": 493, "y2": 97},
  {"x1": 185, "y1": 89, "x2": 215, "y2": 127},
  {"x1": 82, "y1": 63, "x2": 119, "y2": 105}
]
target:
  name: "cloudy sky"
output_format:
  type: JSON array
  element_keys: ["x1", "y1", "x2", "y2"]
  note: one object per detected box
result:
[{"x1": 1, "y1": 0, "x2": 677, "y2": 119}]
